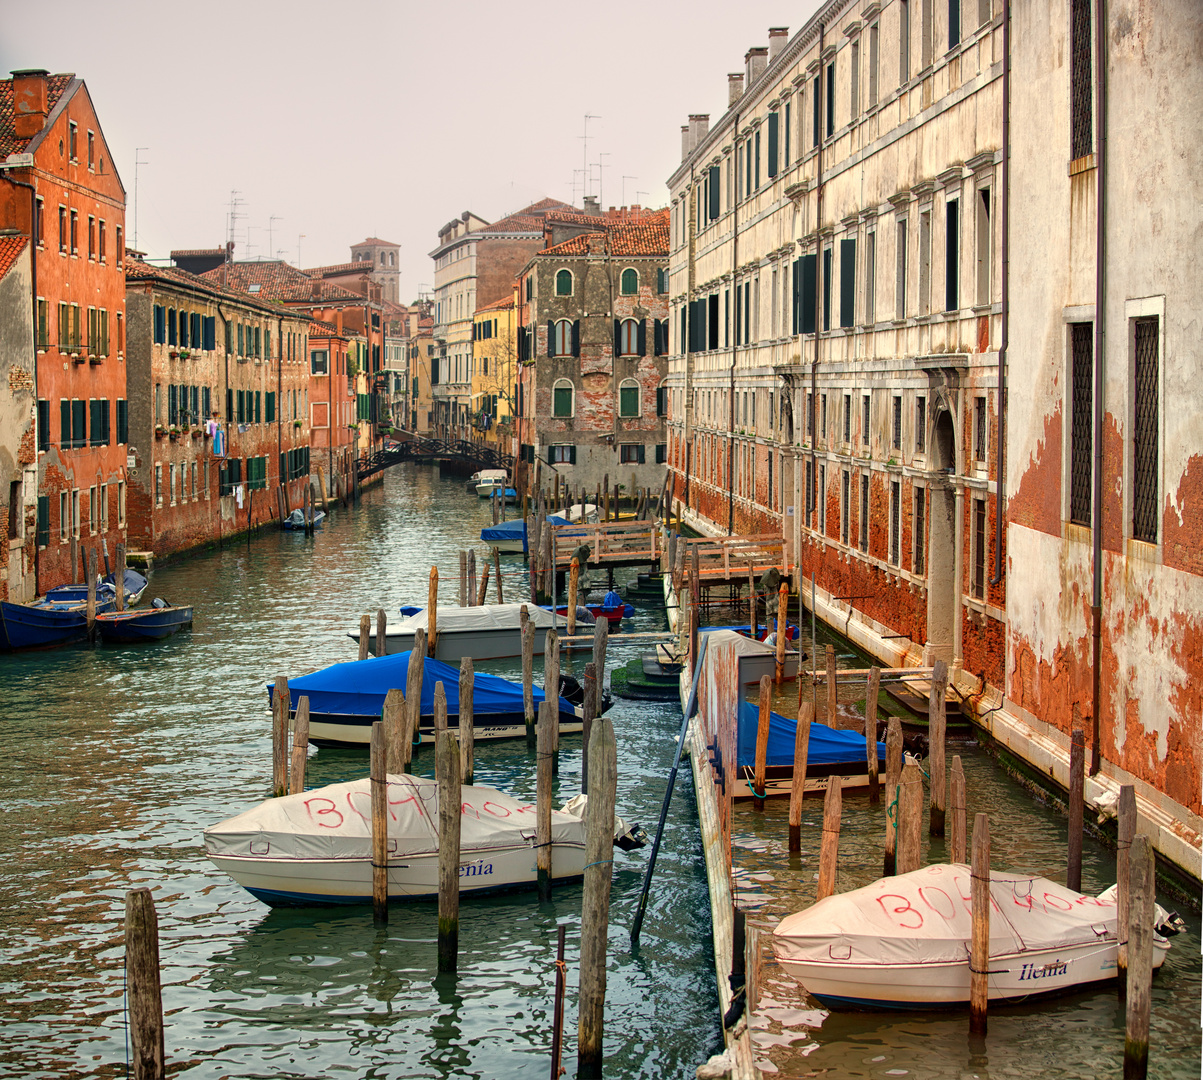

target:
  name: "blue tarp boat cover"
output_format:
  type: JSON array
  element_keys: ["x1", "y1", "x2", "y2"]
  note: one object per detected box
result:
[
  {"x1": 736, "y1": 700, "x2": 886, "y2": 769},
  {"x1": 480, "y1": 515, "x2": 571, "y2": 546},
  {"x1": 276, "y1": 650, "x2": 571, "y2": 718}
]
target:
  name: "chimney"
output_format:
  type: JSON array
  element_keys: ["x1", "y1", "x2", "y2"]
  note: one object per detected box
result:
[
  {"x1": 769, "y1": 27, "x2": 789, "y2": 63},
  {"x1": 689, "y1": 114, "x2": 710, "y2": 153},
  {"x1": 728, "y1": 72, "x2": 745, "y2": 106},
  {"x1": 745, "y1": 47, "x2": 768, "y2": 86},
  {"x1": 681, "y1": 125, "x2": 691, "y2": 161},
  {"x1": 11, "y1": 69, "x2": 50, "y2": 140},
  {"x1": 583, "y1": 194, "x2": 601, "y2": 215}
]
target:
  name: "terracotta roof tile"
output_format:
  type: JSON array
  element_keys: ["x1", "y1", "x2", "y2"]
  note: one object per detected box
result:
[
  {"x1": 308, "y1": 317, "x2": 346, "y2": 339},
  {"x1": 0, "y1": 234, "x2": 29, "y2": 279},
  {"x1": 536, "y1": 208, "x2": 669, "y2": 259},
  {"x1": 356, "y1": 237, "x2": 400, "y2": 247},
  {"x1": 475, "y1": 294, "x2": 515, "y2": 314},
  {"x1": 170, "y1": 248, "x2": 226, "y2": 259},
  {"x1": 477, "y1": 198, "x2": 578, "y2": 235},
  {"x1": 302, "y1": 261, "x2": 371, "y2": 278},
  {"x1": 197, "y1": 260, "x2": 366, "y2": 304},
  {"x1": 0, "y1": 73, "x2": 75, "y2": 158},
  {"x1": 125, "y1": 257, "x2": 307, "y2": 317}
]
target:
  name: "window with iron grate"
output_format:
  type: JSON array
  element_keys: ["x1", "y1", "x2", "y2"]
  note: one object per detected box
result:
[
  {"x1": 916, "y1": 396, "x2": 926, "y2": 452},
  {"x1": 860, "y1": 473, "x2": 870, "y2": 552},
  {"x1": 842, "y1": 471, "x2": 850, "y2": 545},
  {"x1": 893, "y1": 395, "x2": 902, "y2": 450},
  {"x1": 973, "y1": 498, "x2": 986, "y2": 598},
  {"x1": 1132, "y1": 317, "x2": 1159, "y2": 542},
  {"x1": 914, "y1": 487, "x2": 926, "y2": 575},
  {"x1": 974, "y1": 396, "x2": 987, "y2": 462},
  {"x1": 1069, "y1": 322, "x2": 1093, "y2": 525},
  {"x1": 1070, "y1": 0, "x2": 1093, "y2": 159},
  {"x1": 890, "y1": 480, "x2": 900, "y2": 565}
]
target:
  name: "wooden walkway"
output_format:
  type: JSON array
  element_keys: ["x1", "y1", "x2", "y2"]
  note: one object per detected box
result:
[
  {"x1": 550, "y1": 520, "x2": 661, "y2": 571},
  {"x1": 679, "y1": 533, "x2": 791, "y2": 588}
]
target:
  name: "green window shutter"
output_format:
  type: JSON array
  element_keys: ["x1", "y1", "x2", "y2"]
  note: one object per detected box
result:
[
  {"x1": 708, "y1": 166, "x2": 721, "y2": 219},
  {"x1": 36, "y1": 496, "x2": 49, "y2": 548},
  {"x1": 237, "y1": 324, "x2": 244, "y2": 355},
  {"x1": 637, "y1": 444, "x2": 646, "y2": 464},
  {"x1": 569, "y1": 445, "x2": 577, "y2": 465},
  {"x1": 840, "y1": 238, "x2": 857, "y2": 328},
  {"x1": 255, "y1": 391, "x2": 262, "y2": 424},
  {"x1": 60, "y1": 400, "x2": 70, "y2": 448},
  {"x1": 801, "y1": 254, "x2": 817, "y2": 333},
  {"x1": 226, "y1": 389, "x2": 234, "y2": 420},
  {"x1": 73, "y1": 399, "x2": 86, "y2": 446},
  {"x1": 767, "y1": 112, "x2": 779, "y2": 178},
  {"x1": 571, "y1": 320, "x2": 580, "y2": 358},
  {"x1": 38, "y1": 399, "x2": 50, "y2": 451}
]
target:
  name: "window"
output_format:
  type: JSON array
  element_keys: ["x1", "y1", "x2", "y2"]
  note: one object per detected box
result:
[
  {"x1": 896, "y1": 218, "x2": 908, "y2": 318},
  {"x1": 69, "y1": 210, "x2": 78, "y2": 254},
  {"x1": 556, "y1": 269, "x2": 573, "y2": 296},
  {"x1": 99, "y1": 219, "x2": 107, "y2": 261},
  {"x1": 191, "y1": 461, "x2": 198, "y2": 498},
  {"x1": 972, "y1": 498, "x2": 986, "y2": 598},
  {"x1": 893, "y1": 395, "x2": 903, "y2": 450},
  {"x1": 1070, "y1": 0, "x2": 1093, "y2": 159},
  {"x1": 869, "y1": 24, "x2": 880, "y2": 106},
  {"x1": 35, "y1": 197, "x2": 43, "y2": 247},
  {"x1": 154, "y1": 464, "x2": 162, "y2": 505},
  {"x1": 621, "y1": 268, "x2": 639, "y2": 295},
  {"x1": 118, "y1": 480, "x2": 125, "y2": 525},
  {"x1": 620, "y1": 443, "x2": 645, "y2": 464},
  {"x1": 945, "y1": 198, "x2": 960, "y2": 312},
  {"x1": 37, "y1": 298, "x2": 48, "y2": 349},
  {"x1": 890, "y1": 481, "x2": 901, "y2": 565},
  {"x1": 86, "y1": 129, "x2": 94, "y2": 169},
  {"x1": 310, "y1": 349, "x2": 329, "y2": 375},
  {"x1": 818, "y1": 464, "x2": 827, "y2": 533},
  {"x1": 919, "y1": 211, "x2": 932, "y2": 315},
  {"x1": 618, "y1": 318, "x2": 643, "y2": 357},
  {"x1": 99, "y1": 482, "x2": 108, "y2": 530},
  {"x1": 619, "y1": 379, "x2": 640, "y2": 418},
  {"x1": 851, "y1": 41, "x2": 860, "y2": 119},
  {"x1": 1069, "y1": 322, "x2": 1093, "y2": 525},
  {"x1": 657, "y1": 267, "x2": 668, "y2": 294},
  {"x1": 974, "y1": 396, "x2": 987, "y2": 462},
  {"x1": 59, "y1": 491, "x2": 68, "y2": 541},
  {"x1": 36, "y1": 495, "x2": 48, "y2": 548},
  {"x1": 656, "y1": 443, "x2": 667, "y2": 464},
  {"x1": 839, "y1": 238, "x2": 856, "y2": 328},
  {"x1": 784, "y1": 100, "x2": 791, "y2": 165},
  {"x1": 862, "y1": 394, "x2": 871, "y2": 446},
  {"x1": 1132, "y1": 317, "x2": 1159, "y2": 542},
  {"x1": 900, "y1": 0, "x2": 911, "y2": 82},
  {"x1": 548, "y1": 444, "x2": 575, "y2": 464},
  {"x1": 843, "y1": 394, "x2": 851, "y2": 444},
  {"x1": 551, "y1": 319, "x2": 574, "y2": 357},
  {"x1": 865, "y1": 231, "x2": 876, "y2": 324},
  {"x1": 805, "y1": 459, "x2": 814, "y2": 520},
  {"x1": 812, "y1": 73, "x2": 821, "y2": 146},
  {"x1": 116, "y1": 226, "x2": 122, "y2": 265},
  {"x1": 860, "y1": 474, "x2": 870, "y2": 551},
  {"x1": 58, "y1": 206, "x2": 66, "y2": 252},
  {"x1": 88, "y1": 215, "x2": 95, "y2": 259},
  {"x1": 68, "y1": 121, "x2": 77, "y2": 161},
  {"x1": 841, "y1": 471, "x2": 850, "y2": 544},
  {"x1": 949, "y1": 0, "x2": 961, "y2": 48},
  {"x1": 922, "y1": 0, "x2": 934, "y2": 68},
  {"x1": 37, "y1": 399, "x2": 49, "y2": 451},
  {"x1": 826, "y1": 61, "x2": 835, "y2": 138},
  {"x1": 976, "y1": 188, "x2": 991, "y2": 306},
  {"x1": 552, "y1": 379, "x2": 574, "y2": 418},
  {"x1": 916, "y1": 396, "x2": 926, "y2": 452},
  {"x1": 914, "y1": 487, "x2": 927, "y2": 574}
]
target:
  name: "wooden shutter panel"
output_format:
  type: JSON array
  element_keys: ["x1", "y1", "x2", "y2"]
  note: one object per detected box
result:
[
  {"x1": 792, "y1": 258, "x2": 802, "y2": 334},
  {"x1": 840, "y1": 238, "x2": 857, "y2": 328},
  {"x1": 637, "y1": 443, "x2": 646, "y2": 464},
  {"x1": 73, "y1": 399, "x2": 86, "y2": 446},
  {"x1": 614, "y1": 319, "x2": 621, "y2": 355},
  {"x1": 227, "y1": 388, "x2": 234, "y2": 420},
  {"x1": 60, "y1": 400, "x2": 70, "y2": 447},
  {"x1": 571, "y1": 320, "x2": 580, "y2": 357},
  {"x1": 637, "y1": 319, "x2": 647, "y2": 356},
  {"x1": 801, "y1": 254, "x2": 817, "y2": 334},
  {"x1": 708, "y1": 165, "x2": 720, "y2": 219},
  {"x1": 547, "y1": 320, "x2": 555, "y2": 356},
  {"x1": 547, "y1": 445, "x2": 556, "y2": 464},
  {"x1": 767, "y1": 111, "x2": 779, "y2": 177},
  {"x1": 569, "y1": 445, "x2": 577, "y2": 464}
]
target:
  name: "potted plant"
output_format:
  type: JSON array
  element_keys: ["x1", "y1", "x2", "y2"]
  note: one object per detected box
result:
[
  {"x1": 294, "y1": 418, "x2": 303, "y2": 429},
  {"x1": 154, "y1": 424, "x2": 166, "y2": 439},
  {"x1": 169, "y1": 348, "x2": 179, "y2": 359},
  {"x1": 192, "y1": 427, "x2": 203, "y2": 438},
  {"x1": 179, "y1": 349, "x2": 190, "y2": 360}
]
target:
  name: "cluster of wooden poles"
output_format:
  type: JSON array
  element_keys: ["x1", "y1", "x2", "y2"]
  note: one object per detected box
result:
[
  {"x1": 69, "y1": 537, "x2": 130, "y2": 637},
  {"x1": 743, "y1": 652, "x2": 1159, "y2": 1072},
  {"x1": 456, "y1": 547, "x2": 504, "y2": 608}
]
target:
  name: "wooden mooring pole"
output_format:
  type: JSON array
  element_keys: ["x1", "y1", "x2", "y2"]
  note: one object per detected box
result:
[
  {"x1": 816, "y1": 777, "x2": 843, "y2": 900},
  {"x1": 521, "y1": 608, "x2": 535, "y2": 747},
  {"x1": 405, "y1": 630, "x2": 426, "y2": 770},
  {"x1": 550, "y1": 922, "x2": 567, "y2": 1080},
  {"x1": 271, "y1": 676, "x2": 289, "y2": 797},
  {"x1": 376, "y1": 607, "x2": 387, "y2": 658},
  {"x1": 896, "y1": 759, "x2": 923, "y2": 875},
  {"x1": 929, "y1": 658, "x2": 949, "y2": 837},
  {"x1": 427, "y1": 567, "x2": 438, "y2": 655},
  {"x1": 577, "y1": 714, "x2": 617, "y2": 1080},
  {"x1": 1117, "y1": 784, "x2": 1136, "y2": 991},
  {"x1": 1067, "y1": 726, "x2": 1085, "y2": 892},
  {"x1": 545, "y1": 627, "x2": 560, "y2": 773},
  {"x1": 476, "y1": 560, "x2": 490, "y2": 607},
  {"x1": 383, "y1": 688, "x2": 406, "y2": 776},
  {"x1": 466, "y1": 549, "x2": 476, "y2": 604},
  {"x1": 883, "y1": 716, "x2": 903, "y2": 876},
  {"x1": 125, "y1": 887, "x2": 165, "y2": 1080},
  {"x1": 459, "y1": 550, "x2": 467, "y2": 607},
  {"x1": 865, "y1": 666, "x2": 881, "y2": 803},
  {"x1": 592, "y1": 616, "x2": 608, "y2": 717},
  {"x1": 775, "y1": 581, "x2": 788, "y2": 684},
  {"x1": 536, "y1": 700, "x2": 554, "y2": 902},
  {"x1": 1124, "y1": 833, "x2": 1155, "y2": 1080},
  {"x1": 459, "y1": 657, "x2": 474, "y2": 785},
  {"x1": 437, "y1": 728, "x2": 462, "y2": 974},
  {"x1": 115, "y1": 542, "x2": 126, "y2": 613},
  {"x1": 825, "y1": 644, "x2": 837, "y2": 724},
  {"x1": 567, "y1": 557, "x2": 580, "y2": 636},
  {"x1": 86, "y1": 548, "x2": 97, "y2": 639},
  {"x1": 433, "y1": 680, "x2": 448, "y2": 733},
  {"x1": 950, "y1": 755, "x2": 967, "y2": 863},
  {"x1": 493, "y1": 546, "x2": 504, "y2": 604},
  {"x1": 753, "y1": 675, "x2": 771, "y2": 812},
  {"x1": 581, "y1": 662, "x2": 597, "y2": 797},
  {"x1": 370, "y1": 721, "x2": 388, "y2": 925},
  {"x1": 289, "y1": 696, "x2": 311, "y2": 794},
  {"x1": 358, "y1": 614, "x2": 370, "y2": 661},
  {"x1": 788, "y1": 702, "x2": 813, "y2": 853},
  {"x1": 969, "y1": 812, "x2": 990, "y2": 1035}
]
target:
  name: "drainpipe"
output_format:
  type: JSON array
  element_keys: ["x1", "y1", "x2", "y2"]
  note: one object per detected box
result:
[
  {"x1": 728, "y1": 110, "x2": 741, "y2": 536},
  {"x1": 991, "y1": 0, "x2": 1010, "y2": 590},
  {"x1": 1089, "y1": 0, "x2": 1108, "y2": 776},
  {"x1": 810, "y1": 23, "x2": 826, "y2": 536}
]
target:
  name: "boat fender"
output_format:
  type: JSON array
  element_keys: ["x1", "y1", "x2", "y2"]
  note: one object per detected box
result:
[
  {"x1": 615, "y1": 823, "x2": 648, "y2": 852},
  {"x1": 721, "y1": 986, "x2": 746, "y2": 1029}
]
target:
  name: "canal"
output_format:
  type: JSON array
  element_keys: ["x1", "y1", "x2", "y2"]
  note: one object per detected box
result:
[{"x1": 0, "y1": 464, "x2": 1196, "y2": 1078}]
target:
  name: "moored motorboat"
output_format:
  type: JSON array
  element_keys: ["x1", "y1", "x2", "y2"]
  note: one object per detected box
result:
[
  {"x1": 282, "y1": 508, "x2": 325, "y2": 531},
  {"x1": 276, "y1": 649, "x2": 610, "y2": 747},
  {"x1": 205, "y1": 773, "x2": 645, "y2": 906},
  {"x1": 0, "y1": 595, "x2": 116, "y2": 650},
  {"x1": 553, "y1": 601, "x2": 634, "y2": 624},
  {"x1": 699, "y1": 627, "x2": 802, "y2": 683},
  {"x1": 480, "y1": 514, "x2": 571, "y2": 554},
  {"x1": 96, "y1": 598, "x2": 194, "y2": 643},
  {"x1": 772, "y1": 863, "x2": 1173, "y2": 1009},
  {"x1": 349, "y1": 602, "x2": 568, "y2": 660},
  {"x1": 44, "y1": 567, "x2": 148, "y2": 606},
  {"x1": 474, "y1": 470, "x2": 509, "y2": 497}
]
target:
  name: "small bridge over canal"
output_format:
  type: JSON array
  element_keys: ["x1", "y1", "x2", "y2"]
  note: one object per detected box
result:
[{"x1": 357, "y1": 432, "x2": 513, "y2": 481}]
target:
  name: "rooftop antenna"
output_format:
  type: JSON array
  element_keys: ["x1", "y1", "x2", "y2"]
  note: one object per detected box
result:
[
  {"x1": 596, "y1": 151, "x2": 611, "y2": 208},
  {"x1": 636, "y1": 190, "x2": 649, "y2": 206},
  {"x1": 622, "y1": 175, "x2": 637, "y2": 206},
  {"x1": 132, "y1": 148, "x2": 149, "y2": 249},
  {"x1": 580, "y1": 114, "x2": 600, "y2": 201},
  {"x1": 226, "y1": 190, "x2": 244, "y2": 250},
  {"x1": 297, "y1": 233, "x2": 306, "y2": 267},
  {"x1": 269, "y1": 216, "x2": 283, "y2": 261}
]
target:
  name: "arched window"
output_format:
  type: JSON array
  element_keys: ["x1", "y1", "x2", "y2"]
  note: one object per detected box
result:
[
  {"x1": 620, "y1": 268, "x2": 639, "y2": 295},
  {"x1": 618, "y1": 318, "x2": 640, "y2": 357},
  {"x1": 553, "y1": 319, "x2": 573, "y2": 357},
  {"x1": 388, "y1": 252, "x2": 395, "y2": 266},
  {"x1": 556, "y1": 269, "x2": 573, "y2": 296},
  {"x1": 619, "y1": 378, "x2": 640, "y2": 417},
  {"x1": 553, "y1": 378, "x2": 574, "y2": 418}
]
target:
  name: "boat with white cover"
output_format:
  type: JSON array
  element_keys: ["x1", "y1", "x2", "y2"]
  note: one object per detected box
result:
[
  {"x1": 349, "y1": 602, "x2": 568, "y2": 660},
  {"x1": 772, "y1": 863, "x2": 1172, "y2": 1009},
  {"x1": 204, "y1": 774, "x2": 643, "y2": 906}
]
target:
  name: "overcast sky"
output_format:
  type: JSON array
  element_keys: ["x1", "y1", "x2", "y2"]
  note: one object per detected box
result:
[{"x1": 2, "y1": 0, "x2": 817, "y2": 300}]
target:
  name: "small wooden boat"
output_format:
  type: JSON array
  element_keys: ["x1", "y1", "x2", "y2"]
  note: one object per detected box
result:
[
  {"x1": 772, "y1": 864, "x2": 1174, "y2": 1009},
  {"x1": 44, "y1": 567, "x2": 148, "y2": 605},
  {"x1": 0, "y1": 596, "x2": 114, "y2": 650},
  {"x1": 554, "y1": 601, "x2": 634, "y2": 625},
  {"x1": 282, "y1": 508, "x2": 325, "y2": 531},
  {"x1": 205, "y1": 774, "x2": 645, "y2": 907},
  {"x1": 96, "y1": 599, "x2": 194, "y2": 643},
  {"x1": 467, "y1": 468, "x2": 507, "y2": 494}
]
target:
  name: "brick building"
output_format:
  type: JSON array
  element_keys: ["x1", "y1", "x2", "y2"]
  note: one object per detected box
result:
[
  {"x1": 0, "y1": 69, "x2": 129, "y2": 591},
  {"x1": 306, "y1": 317, "x2": 357, "y2": 492},
  {"x1": 429, "y1": 199, "x2": 576, "y2": 439},
  {"x1": 124, "y1": 259, "x2": 312, "y2": 556},
  {"x1": 515, "y1": 209, "x2": 671, "y2": 492},
  {"x1": 0, "y1": 234, "x2": 37, "y2": 602},
  {"x1": 350, "y1": 237, "x2": 400, "y2": 304}
]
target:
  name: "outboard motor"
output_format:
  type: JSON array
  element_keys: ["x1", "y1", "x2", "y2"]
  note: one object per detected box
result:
[
  {"x1": 558, "y1": 673, "x2": 585, "y2": 706},
  {"x1": 151, "y1": 597, "x2": 169, "y2": 609}
]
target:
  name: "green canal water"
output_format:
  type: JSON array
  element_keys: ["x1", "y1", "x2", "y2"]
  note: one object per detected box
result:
[{"x1": 0, "y1": 464, "x2": 1196, "y2": 1078}]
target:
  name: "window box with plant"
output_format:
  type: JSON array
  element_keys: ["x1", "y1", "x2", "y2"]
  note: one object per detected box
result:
[
  {"x1": 155, "y1": 424, "x2": 166, "y2": 439},
  {"x1": 294, "y1": 419, "x2": 303, "y2": 429}
]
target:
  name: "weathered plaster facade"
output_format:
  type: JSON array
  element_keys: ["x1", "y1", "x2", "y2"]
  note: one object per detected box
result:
[{"x1": 0, "y1": 236, "x2": 37, "y2": 602}]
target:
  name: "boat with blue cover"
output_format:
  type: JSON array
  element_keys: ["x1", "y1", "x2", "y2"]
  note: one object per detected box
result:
[
  {"x1": 275, "y1": 649, "x2": 611, "y2": 748},
  {"x1": 96, "y1": 598, "x2": 194, "y2": 643},
  {"x1": 43, "y1": 567, "x2": 148, "y2": 605},
  {"x1": 282, "y1": 508, "x2": 325, "y2": 531},
  {"x1": 733, "y1": 700, "x2": 887, "y2": 801},
  {"x1": 481, "y1": 515, "x2": 571, "y2": 554}
]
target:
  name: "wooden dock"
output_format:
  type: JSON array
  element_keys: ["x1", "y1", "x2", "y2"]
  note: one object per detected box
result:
[{"x1": 551, "y1": 520, "x2": 661, "y2": 571}]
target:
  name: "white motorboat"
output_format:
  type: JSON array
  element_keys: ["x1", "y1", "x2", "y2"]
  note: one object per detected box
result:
[
  {"x1": 474, "y1": 469, "x2": 509, "y2": 497},
  {"x1": 772, "y1": 863, "x2": 1172, "y2": 1009},
  {"x1": 465, "y1": 468, "x2": 507, "y2": 494},
  {"x1": 348, "y1": 602, "x2": 568, "y2": 660},
  {"x1": 204, "y1": 774, "x2": 644, "y2": 906}
]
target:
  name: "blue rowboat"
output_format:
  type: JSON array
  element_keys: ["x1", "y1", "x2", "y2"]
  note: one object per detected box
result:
[
  {"x1": 481, "y1": 514, "x2": 571, "y2": 554},
  {"x1": 44, "y1": 568, "x2": 148, "y2": 605},
  {"x1": 96, "y1": 600, "x2": 194, "y2": 643},
  {"x1": 0, "y1": 595, "x2": 116, "y2": 651},
  {"x1": 281, "y1": 509, "x2": 325, "y2": 531}
]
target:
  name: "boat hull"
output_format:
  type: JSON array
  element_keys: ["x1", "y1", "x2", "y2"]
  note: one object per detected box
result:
[
  {"x1": 0, "y1": 597, "x2": 116, "y2": 650},
  {"x1": 302, "y1": 707, "x2": 585, "y2": 748},
  {"x1": 365, "y1": 626, "x2": 550, "y2": 661},
  {"x1": 777, "y1": 937, "x2": 1170, "y2": 1009},
  {"x1": 732, "y1": 764, "x2": 883, "y2": 801},
  {"x1": 95, "y1": 606, "x2": 194, "y2": 642},
  {"x1": 210, "y1": 842, "x2": 587, "y2": 906}
]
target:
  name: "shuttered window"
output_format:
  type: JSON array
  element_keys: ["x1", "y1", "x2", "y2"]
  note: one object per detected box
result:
[
  {"x1": 840, "y1": 238, "x2": 856, "y2": 328},
  {"x1": 767, "y1": 111, "x2": 779, "y2": 177},
  {"x1": 116, "y1": 399, "x2": 128, "y2": 444},
  {"x1": 619, "y1": 380, "x2": 640, "y2": 418},
  {"x1": 38, "y1": 400, "x2": 49, "y2": 452},
  {"x1": 945, "y1": 198, "x2": 960, "y2": 312},
  {"x1": 800, "y1": 254, "x2": 817, "y2": 334}
]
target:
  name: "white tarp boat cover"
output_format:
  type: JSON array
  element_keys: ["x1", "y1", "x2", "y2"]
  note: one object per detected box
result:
[
  {"x1": 773, "y1": 864, "x2": 1118, "y2": 966},
  {"x1": 205, "y1": 775, "x2": 592, "y2": 862},
  {"x1": 392, "y1": 603, "x2": 566, "y2": 636},
  {"x1": 699, "y1": 627, "x2": 776, "y2": 658}
]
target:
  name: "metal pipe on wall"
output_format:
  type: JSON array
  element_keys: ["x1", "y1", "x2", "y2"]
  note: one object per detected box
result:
[{"x1": 990, "y1": 0, "x2": 1011, "y2": 590}]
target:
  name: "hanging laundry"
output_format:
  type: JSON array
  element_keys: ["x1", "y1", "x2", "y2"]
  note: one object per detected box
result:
[
  {"x1": 212, "y1": 427, "x2": 225, "y2": 458},
  {"x1": 235, "y1": 484, "x2": 244, "y2": 509}
]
